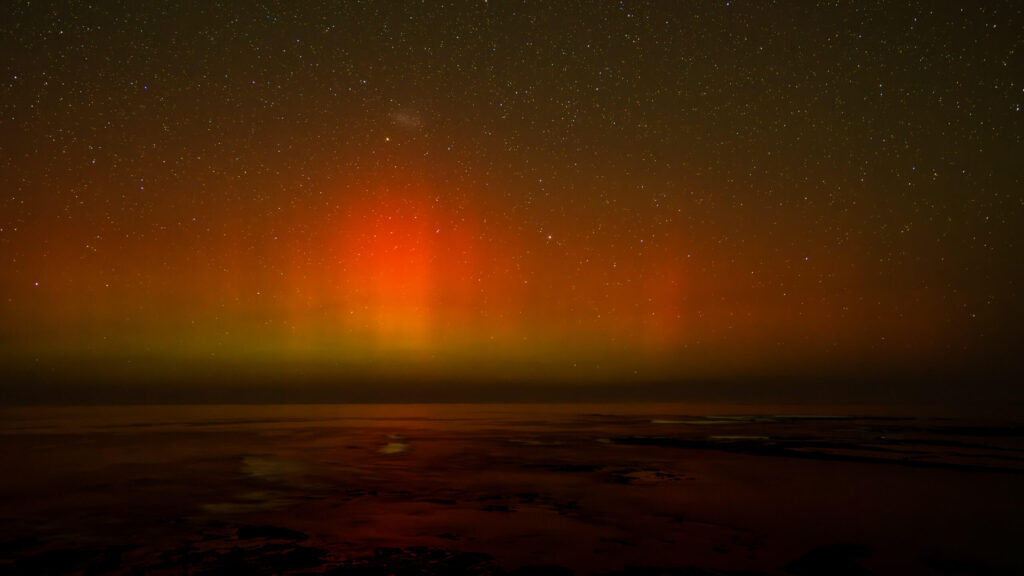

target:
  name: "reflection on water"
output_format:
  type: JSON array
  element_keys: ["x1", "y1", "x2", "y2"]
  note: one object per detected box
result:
[{"x1": 0, "y1": 403, "x2": 1022, "y2": 575}]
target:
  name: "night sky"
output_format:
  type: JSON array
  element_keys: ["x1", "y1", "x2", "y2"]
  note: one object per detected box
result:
[{"x1": 1, "y1": 1, "x2": 1021, "y2": 403}]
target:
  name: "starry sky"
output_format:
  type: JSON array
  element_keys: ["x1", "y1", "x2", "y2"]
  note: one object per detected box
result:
[{"x1": 1, "y1": 1, "x2": 1021, "y2": 403}]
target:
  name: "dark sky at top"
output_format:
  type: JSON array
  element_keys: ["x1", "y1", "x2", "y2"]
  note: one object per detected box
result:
[{"x1": 0, "y1": 1, "x2": 1021, "y2": 404}]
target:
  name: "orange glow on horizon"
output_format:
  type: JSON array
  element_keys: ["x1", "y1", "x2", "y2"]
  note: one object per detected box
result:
[
  {"x1": 340, "y1": 189, "x2": 442, "y2": 349},
  {"x1": 0, "y1": 166, "x2": 973, "y2": 384}
]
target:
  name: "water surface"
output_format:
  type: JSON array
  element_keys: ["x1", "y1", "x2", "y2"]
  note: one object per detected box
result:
[{"x1": 1, "y1": 403, "x2": 1021, "y2": 574}]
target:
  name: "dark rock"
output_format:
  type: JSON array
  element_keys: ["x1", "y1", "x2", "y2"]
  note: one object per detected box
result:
[
  {"x1": 236, "y1": 524, "x2": 309, "y2": 541},
  {"x1": 423, "y1": 498, "x2": 458, "y2": 505},
  {"x1": 919, "y1": 554, "x2": 995, "y2": 575},
  {"x1": 7, "y1": 545, "x2": 134, "y2": 576},
  {"x1": 783, "y1": 544, "x2": 875, "y2": 576},
  {"x1": 508, "y1": 565, "x2": 574, "y2": 576}
]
